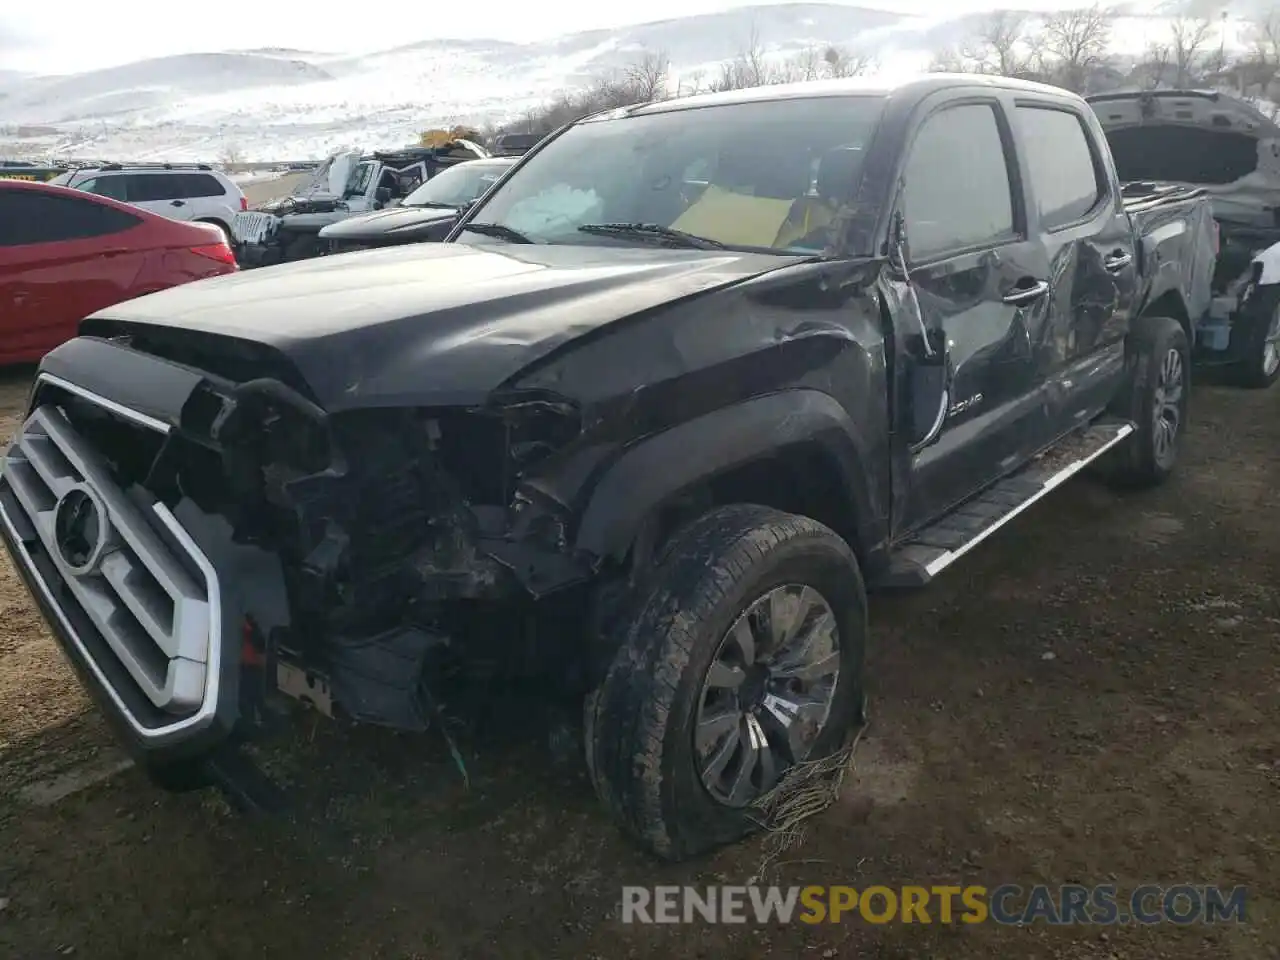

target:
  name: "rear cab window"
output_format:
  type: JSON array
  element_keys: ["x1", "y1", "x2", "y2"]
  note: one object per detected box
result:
[
  {"x1": 901, "y1": 102, "x2": 1018, "y2": 261},
  {"x1": 1013, "y1": 105, "x2": 1106, "y2": 229}
]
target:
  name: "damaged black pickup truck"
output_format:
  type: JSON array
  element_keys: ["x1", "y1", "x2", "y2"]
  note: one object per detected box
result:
[{"x1": 0, "y1": 74, "x2": 1216, "y2": 860}]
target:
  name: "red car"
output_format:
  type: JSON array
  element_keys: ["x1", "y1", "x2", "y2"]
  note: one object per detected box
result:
[{"x1": 0, "y1": 179, "x2": 238, "y2": 364}]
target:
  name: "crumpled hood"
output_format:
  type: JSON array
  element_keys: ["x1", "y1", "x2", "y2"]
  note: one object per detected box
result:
[
  {"x1": 89, "y1": 241, "x2": 799, "y2": 410},
  {"x1": 318, "y1": 205, "x2": 455, "y2": 240}
]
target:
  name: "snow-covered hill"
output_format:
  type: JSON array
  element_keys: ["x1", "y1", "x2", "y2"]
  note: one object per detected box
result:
[{"x1": 0, "y1": 2, "x2": 1255, "y2": 162}]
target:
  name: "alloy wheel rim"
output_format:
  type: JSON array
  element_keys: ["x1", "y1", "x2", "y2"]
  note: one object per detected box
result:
[
  {"x1": 1263, "y1": 305, "x2": 1280, "y2": 378},
  {"x1": 1152, "y1": 347, "x2": 1184, "y2": 467},
  {"x1": 693, "y1": 583, "x2": 841, "y2": 808}
]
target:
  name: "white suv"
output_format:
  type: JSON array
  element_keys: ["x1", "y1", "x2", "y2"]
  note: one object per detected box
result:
[{"x1": 50, "y1": 163, "x2": 246, "y2": 243}]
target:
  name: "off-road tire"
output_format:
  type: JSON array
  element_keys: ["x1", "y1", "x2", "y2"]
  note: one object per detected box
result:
[
  {"x1": 1232, "y1": 290, "x2": 1280, "y2": 389},
  {"x1": 1105, "y1": 314, "x2": 1189, "y2": 489},
  {"x1": 584, "y1": 504, "x2": 868, "y2": 861}
]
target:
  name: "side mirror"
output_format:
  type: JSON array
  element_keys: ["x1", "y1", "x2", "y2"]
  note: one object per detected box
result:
[
  {"x1": 375, "y1": 186, "x2": 392, "y2": 205},
  {"x1": 887, "y1": 210, "x2": 910, "y2": 280}
]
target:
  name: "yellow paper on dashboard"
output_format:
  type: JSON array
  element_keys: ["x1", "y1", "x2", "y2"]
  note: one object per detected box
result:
[{"x1": 671, "y1": 185, "x2": 794, "y2": 248}]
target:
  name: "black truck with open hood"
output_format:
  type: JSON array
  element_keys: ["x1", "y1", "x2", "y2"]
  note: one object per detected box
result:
[
  {"x1": 0, "y1": 74, "x2": 1216, "y2": 861},
  {"x1": 1089, "y1": 89, "x2": 1280, "y2": 387}
]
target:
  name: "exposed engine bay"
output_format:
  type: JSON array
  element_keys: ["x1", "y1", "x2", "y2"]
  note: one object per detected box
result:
[{"x1": 54, "y1": 324, "x2": 599, "y2": 739}]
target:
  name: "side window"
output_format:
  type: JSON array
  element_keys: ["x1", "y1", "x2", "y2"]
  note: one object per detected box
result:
[
  {"x1": 128, "y1": 174, "x2": 183, "y2": 202},
  {"x1": 0, "y1": 192, "x2": 141, "y2": 246},
  {"x1": 902, "y1": 103, "x2": 1016, "y2": 261},
  {"x1": 1014, "y1": 106, "x2": 1104, "y2": 229},
  {"x1": 176, "y1": 173, "x2": 227, "y2": 198},
  {"x1": 78, "y1": 176, "x2": 130, "y2": 202}
]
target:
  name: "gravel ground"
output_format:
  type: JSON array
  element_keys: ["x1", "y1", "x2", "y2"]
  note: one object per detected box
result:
[{"x1": 0, "y1": 366, "x2": 1276, "y2": 960}]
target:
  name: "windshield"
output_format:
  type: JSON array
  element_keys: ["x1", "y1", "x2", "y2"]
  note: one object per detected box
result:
[
  {"x1": 458, "y1": 95, "x2": 886, "y2": 253},
  {"x1": 343, "y1": 161, "x2": 375, "y2": 199},
  {"x1": 404, "y1": 161, "x2": 511, "y2": 207}
]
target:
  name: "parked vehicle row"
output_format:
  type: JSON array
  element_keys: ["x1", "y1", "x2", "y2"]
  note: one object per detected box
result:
[
  {"x1": 0, "y1": 74, "x2": 1224, "y2": 863},
  {"x1": 49, "y1": 162, "x2": 247, "y2": 249},
  {"x1": 230, "y1": 141, "x2": 491, "y2": 267}
]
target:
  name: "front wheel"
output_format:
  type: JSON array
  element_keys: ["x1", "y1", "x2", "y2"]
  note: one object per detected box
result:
[{"x1": 585, "y1": 504, "x2": 867, "y2": 861}]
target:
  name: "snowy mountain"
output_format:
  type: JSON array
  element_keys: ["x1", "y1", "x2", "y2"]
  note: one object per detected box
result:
[{"x1": 0, "y1": 2, "x2": 1253, "y2": 163}]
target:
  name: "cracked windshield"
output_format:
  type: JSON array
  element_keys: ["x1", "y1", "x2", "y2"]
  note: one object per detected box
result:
[
  {"x1": 459, "y1": 97, "x2": 884, "y2": 252},
  {"x1": 2, "y1": 0, "x2": 1279, "y2": 958}
]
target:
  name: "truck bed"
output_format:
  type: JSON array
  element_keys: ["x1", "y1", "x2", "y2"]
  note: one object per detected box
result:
[
  {"x1": 1119, "y1": 180, "x2": 1217, "y2": 330},
  {"x1": 1118, "y1": 180, "x2": 1207, "y2": 214}
]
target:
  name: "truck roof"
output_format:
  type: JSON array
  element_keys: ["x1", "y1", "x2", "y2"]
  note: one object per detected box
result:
[{"x1": 616, "y1": 72, "x2": 1085, "y2": 120}]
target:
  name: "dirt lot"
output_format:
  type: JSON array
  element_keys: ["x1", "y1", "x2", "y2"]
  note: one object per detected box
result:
[{"x1": 0, "y1": 367, "x2": 1276, "y2": 960}]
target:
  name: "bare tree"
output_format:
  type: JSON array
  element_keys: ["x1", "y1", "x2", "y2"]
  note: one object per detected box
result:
[
  {"x1": 1247, "y1": 10, "x2": 1280, "y2": 66},
  {"x1": 963, "y1": 11, "x2": 1031, "y2": 76},
  {"x1": 1234, "y1": 12, "x2": 1280, "y2": 93},
  {"x1": 1140, "y1": 39, "x2": 1173, "y2": 89},
  {"x1": 1169, "y1": 15, "x2": 1214, "y2": 86},
  {"x1": 789, "y1": 46, "x2": 825, "y2": 81},
  {"x1": 710, "y1": 27, "x2": 777, "y2": 91},
  {"x1": 821, "y1": 44, "x2": 874, "y2": 78},
  {"x1": 218, "y1": 143, "x2": 244, "y2": 168},
  {"x1": 623, "y1": 50, "x2": 671, "y2": 102},
  {"x1": 928, "y1": 12, "x2": 1032, "y2": 76},
  {"x1": 675, "y1": 68, "x2": 707, "y2": 97},
  {"x1": 1041, "y1": 4, "x2": 1114, "y2": 92},
  {"x1": 927, "y1": 46, "x2": 973, "y2": 73}
]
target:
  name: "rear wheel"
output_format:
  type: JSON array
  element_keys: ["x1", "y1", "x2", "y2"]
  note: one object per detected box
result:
[
  {"x1": 585, "y1": 504, "x2": 867, "y2": 861},
  {"x1": 1105, "y1": 315, "x2": 1189, "y2": 488},
  {"x1": 1234, "y1": 292, "x2": 1280, "y2": 389}
]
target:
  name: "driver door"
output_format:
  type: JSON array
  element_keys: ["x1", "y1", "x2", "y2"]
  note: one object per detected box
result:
[{"x1": 896, "y1": 97, "x2": 1055, "y2": 530}]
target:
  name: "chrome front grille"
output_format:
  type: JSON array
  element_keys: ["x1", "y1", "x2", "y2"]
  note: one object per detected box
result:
[{"x1": 2, "y1": 399, "x2": 217, "y2": 719}]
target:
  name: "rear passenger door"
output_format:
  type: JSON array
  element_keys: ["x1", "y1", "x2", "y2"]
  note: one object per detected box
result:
[
  {"x1": 1011, "y1": 102, "x2": 1138, "y2": 435},
  {"x1": 174, "y1": 173, "x2": 235, "y2": 221},
  {"x1": 127, "y1": 173, "x2": 193, "y2": 220},
  {"x1": 897, "y1": 97, "x2": 1056, "y2": 528}
]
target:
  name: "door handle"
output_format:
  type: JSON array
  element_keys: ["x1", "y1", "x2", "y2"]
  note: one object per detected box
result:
[
  {"x1": 1104, "y1": 251, "x2": 1132, "y2": 272},
  {"x1": 170, "y1": 200, "x2": 185, "y2": 207},
  {"x1": 1002, "y1": 280, "x2": 1050, "y2": 305}
]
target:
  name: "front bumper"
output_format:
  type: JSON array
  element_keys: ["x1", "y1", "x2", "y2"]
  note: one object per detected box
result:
[{"x1": 0, "y1": 368, "x2": 256, "y2": 769}]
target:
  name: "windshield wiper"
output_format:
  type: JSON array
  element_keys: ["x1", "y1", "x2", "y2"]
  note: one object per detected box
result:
[
  {"x1": 411, "y1": 200, "x2": 462, "y2": 209},
  {"x1": 460, "y1": 222, "x2": 533, "y2": 243},
  {"x1": 577, "y1": 222, "x2": 726, "y2": 250}
]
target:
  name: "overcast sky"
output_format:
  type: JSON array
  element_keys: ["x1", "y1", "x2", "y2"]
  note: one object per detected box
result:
[{"x1": 0, "y1": 0, "x2": 1080, "y2": 74}]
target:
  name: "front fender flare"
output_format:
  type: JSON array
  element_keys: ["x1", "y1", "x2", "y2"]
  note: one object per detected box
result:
[{"x1": 573, "y1": 389, "x2": 880, "y2": 565}]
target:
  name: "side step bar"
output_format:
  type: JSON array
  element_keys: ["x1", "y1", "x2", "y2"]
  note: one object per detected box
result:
[{"x1": 878, "y1": 419, "x2": 1136, "y2": 589}]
